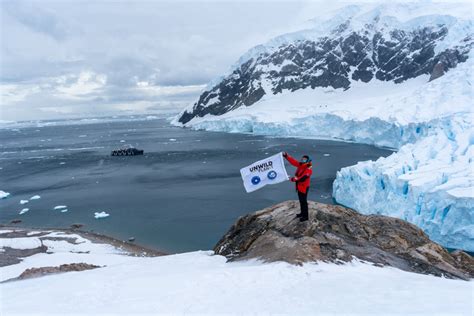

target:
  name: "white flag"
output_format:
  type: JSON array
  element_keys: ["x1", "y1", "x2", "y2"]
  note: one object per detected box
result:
[{"x1": 240, "y1": 152, "x2": 289, "y2": 193}]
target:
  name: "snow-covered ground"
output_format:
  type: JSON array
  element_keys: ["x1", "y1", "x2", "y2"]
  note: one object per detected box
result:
[
  {"x1": 0, "y1": 229, "x2": 472, "y2": 315},
  {"x1": 0, "y1": 231, "x2": 130, "y2": 280}
]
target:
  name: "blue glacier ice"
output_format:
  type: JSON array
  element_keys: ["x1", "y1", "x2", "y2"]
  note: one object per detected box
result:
[{"x1": 333, "y1": 115, "x2": 474, "y2": 251}]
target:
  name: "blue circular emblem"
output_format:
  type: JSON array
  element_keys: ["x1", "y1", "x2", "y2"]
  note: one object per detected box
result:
[
  {"x1": 251, "y1": 176, "x2": 261, "y2": 185},
  {"x1": 267, "y1": 170, "x2": 277, "y2": 180}
]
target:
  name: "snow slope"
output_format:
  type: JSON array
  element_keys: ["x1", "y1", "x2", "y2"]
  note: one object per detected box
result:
[{"x1": 0, "y1": 229, "x2": 472, "y2": 315}]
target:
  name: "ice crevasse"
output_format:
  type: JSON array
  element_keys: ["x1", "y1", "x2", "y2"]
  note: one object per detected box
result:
[{"x1": 333, "y1": 114, "x2": 474, "y2": 252}]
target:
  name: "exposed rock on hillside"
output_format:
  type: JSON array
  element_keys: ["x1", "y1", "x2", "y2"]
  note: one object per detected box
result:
[{"x1": 214, "y1": 201, "x2": 473, "y2": 280}]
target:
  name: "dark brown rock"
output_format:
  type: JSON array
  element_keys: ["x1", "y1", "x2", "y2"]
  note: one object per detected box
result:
[
  {"x1": 214, "y1": 201, "x2": 473, "y2": 280},
  {"x1": 10, "y1": 219, "x2": 22, "y2": 224},
  {"x1": 17, "y1": 263, "x2": 100, "y2": 280},
  {"x1": 0, "y1": 246, "x2": 48, "y2": 267}
]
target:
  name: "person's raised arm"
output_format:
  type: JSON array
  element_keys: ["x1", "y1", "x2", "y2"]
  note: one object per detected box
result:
[{"x1": 283, "y1": 152, "x2": 299, "y2": 167}]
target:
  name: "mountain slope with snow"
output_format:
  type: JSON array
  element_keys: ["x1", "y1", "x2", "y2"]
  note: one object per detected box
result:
[
  {"x1": 172, "y1": 3, "x2": 473, "y2": 251},
  {"x1": 176, "y1": 3, "x2": 472, "y2": 124}
]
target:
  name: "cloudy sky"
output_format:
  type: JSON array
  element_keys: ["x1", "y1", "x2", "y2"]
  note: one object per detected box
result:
[
  {"x1": 1, "y1": 0, "x2": 344, "y2": 121},
  {"x1": 2, "y1": 0, "x2": 460, "y2": 121}
]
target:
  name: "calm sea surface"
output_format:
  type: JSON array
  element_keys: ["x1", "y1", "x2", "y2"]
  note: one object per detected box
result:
[{"x1": 0, "y1": 117, "x2": 392, "y2": 253}]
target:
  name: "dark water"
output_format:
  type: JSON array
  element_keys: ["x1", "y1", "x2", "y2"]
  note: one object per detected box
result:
[{"x1": 0, "y1": 117, "x2": 392, "y2": 253}]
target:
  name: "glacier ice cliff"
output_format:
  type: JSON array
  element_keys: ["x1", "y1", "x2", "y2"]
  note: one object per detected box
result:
[{"x1": 333, "y1": 114, "x2": 474, "y2": 252}]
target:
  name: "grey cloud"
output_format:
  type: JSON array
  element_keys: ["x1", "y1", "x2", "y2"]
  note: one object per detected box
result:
[
  {"x1": 1, "y1": 0, "x2": 71, "y2": 41},
  {"x1": 1, "y1": 0, "x2": 319, "y2": 121}
]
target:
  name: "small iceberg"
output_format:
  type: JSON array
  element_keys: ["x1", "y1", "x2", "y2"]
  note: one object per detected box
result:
[
  {"x1": 60, "y1": 209, "x2": 68, "y2": 213},
  {"x1": 169, "y1": 138, "x2": 177, "y2": 141},
  {"x1": 53, "y1": 205, "x2": 67, "y2": 210},
  {"x1": 94, "y1": 211, "x2": 110, "y2": 219},
  {"x1": 19, "y1": 208, "x2": 29, "y2": 215},
  {"x1": 0, "y1": 190, "x2": 10, "y2": 199},
  {"x1": 20, "y1": 200, "x2": 29, "y2": 205},
  {"x1": 30, "y1": 195, "x2": 41, "y2": 200}
]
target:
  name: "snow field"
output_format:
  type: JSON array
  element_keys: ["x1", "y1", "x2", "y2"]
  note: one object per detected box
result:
[{"x1": 1, "y1": 249, "x2": 472, "y2": 315}]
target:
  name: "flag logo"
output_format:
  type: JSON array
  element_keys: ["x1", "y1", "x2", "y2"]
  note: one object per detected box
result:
[
  {"x1": 251, "y1": 176, "x2": 261, "y2": 185},
  {"x1": 267, "y1": 170, "x2": 277, "y2": 180}
]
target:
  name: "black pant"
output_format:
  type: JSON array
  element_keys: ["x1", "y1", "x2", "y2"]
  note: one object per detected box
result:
[{"x1": 297, "y1": 190, "x2": 308, "y2": 219}]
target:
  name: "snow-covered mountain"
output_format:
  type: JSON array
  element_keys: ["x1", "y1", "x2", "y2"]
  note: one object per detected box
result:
[
  {"x1": 173, "y1": 3, "x2": 474, "y2": 251},
  {"x1": 176, "y1": 3, "x2": 472, "y2": 124}
]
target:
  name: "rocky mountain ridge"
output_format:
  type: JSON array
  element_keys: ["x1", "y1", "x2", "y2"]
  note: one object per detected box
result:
[{"x1": 178, "y1": 9, "x2": 472, "y2": 124}]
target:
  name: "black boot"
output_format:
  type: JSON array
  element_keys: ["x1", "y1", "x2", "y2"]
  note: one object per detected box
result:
[
  {"x1": 295, "y1": 213, "x2": 302, "y2": 218},
  {"x1": 299, "y1": 216, "x2": 308, "y2": 222}
]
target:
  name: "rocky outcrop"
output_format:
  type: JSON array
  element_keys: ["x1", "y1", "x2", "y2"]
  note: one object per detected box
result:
[
  {"x1": 214, "y1": 201, "x2": 474, "y2": 280},
  {"x1": 17, "y1": 263, "x2": 101, "y2": 280},
  {"x1": 0, "y1": 227, "x2": 166, "y2": 270}
]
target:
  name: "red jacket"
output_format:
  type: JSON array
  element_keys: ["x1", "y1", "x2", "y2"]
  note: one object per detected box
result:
[{"x1": 285, "y1": 154, "x2": 313, "y2": 193}]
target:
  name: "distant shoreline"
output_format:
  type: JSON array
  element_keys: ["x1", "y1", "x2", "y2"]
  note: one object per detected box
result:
[{"x1": 0, "y1": 224, "x2": 168, "y2": 258}]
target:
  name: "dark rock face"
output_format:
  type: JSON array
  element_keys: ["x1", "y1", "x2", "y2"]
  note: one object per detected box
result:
[
  {"x1": 214, "y1": 201, "x2": 474, "y2": 280},
  {"x1": 179, "y1": 24, "x2": 472, "y2": 124}
]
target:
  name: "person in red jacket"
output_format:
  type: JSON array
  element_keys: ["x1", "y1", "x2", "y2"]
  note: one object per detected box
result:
[{"x1": 283, "y1": 152, "x2": 313, "y2": 222}]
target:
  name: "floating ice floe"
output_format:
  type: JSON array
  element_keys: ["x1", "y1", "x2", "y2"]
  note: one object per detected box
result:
[
  {"x1": 94, "y1": 211, "x2": 110, "y2": 219},
  {"x1": 20, "y1": 200, "x2": 29, "y2": 205},
  {"x1": 60, "y1": 209, "x2": 68, "y2": 213},
  {"x1": 323, "y1": 154, "x2": 331, "y2": 157},
  {"x1": 0, "y1": 190, "x2": 10, "y2": 199},
  {"x1": 169, "y1": 138, "x2": 177, "y2": 141},
  {"x1": 53, "y1": 205, "x2": 67, "y2": 210},
  {"x1": 29, "y1": 195, "x2": 41, "y2": 200},
  {"x1": 19, "y1": 208, "x2": 29, "y2": 215}
]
